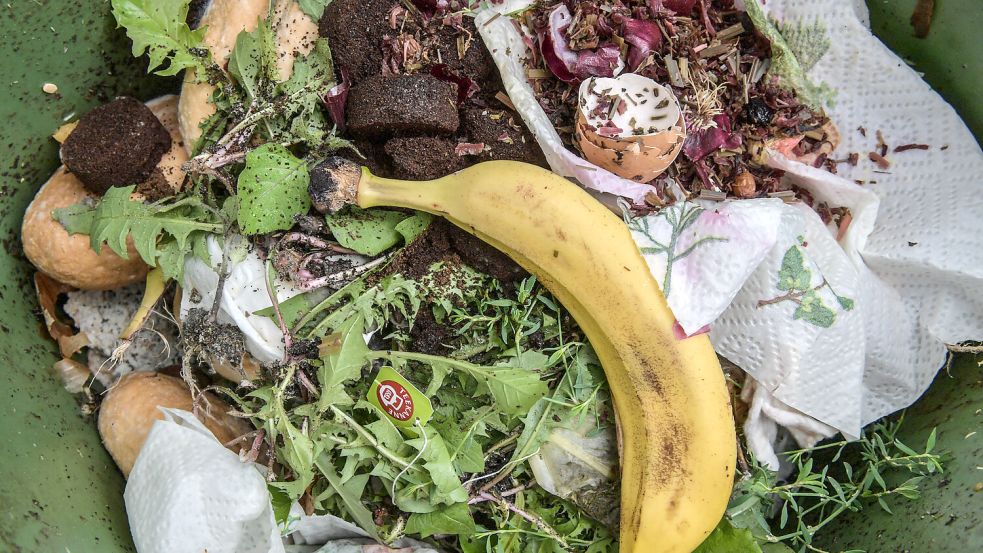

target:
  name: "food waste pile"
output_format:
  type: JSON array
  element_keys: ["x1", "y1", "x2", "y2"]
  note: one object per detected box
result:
[{"x1": 20, "y1": 1, "x2": 955, "y2": 553}]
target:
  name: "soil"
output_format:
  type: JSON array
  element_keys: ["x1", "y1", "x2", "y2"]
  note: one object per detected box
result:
[
  {"x1": 60, "y1": 96, "x2": 171, "y2": 195},
  {"x1": 384, "y1": 136, "x2": 465, "y2": 180},
  {"x1": 181, "y1": 308, "x2": 246, "y2": 372},
  {"x1": 346, "y1": 74, "x2": 460, "y2": 140},
  {"x1": 408, "y1": 307, "x2": 458, "y2": 355},
  {"x1": 319, "y1": 0, "x2": 399, "y2": 84},
  {"x1": 135, "y1": 167, "x2": 176, "y2": 201}
]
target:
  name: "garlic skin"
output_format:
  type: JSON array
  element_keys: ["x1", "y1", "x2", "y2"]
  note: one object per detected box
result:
[{"x1": 575, "y1": 73, "x2": 686, "y2": 182}]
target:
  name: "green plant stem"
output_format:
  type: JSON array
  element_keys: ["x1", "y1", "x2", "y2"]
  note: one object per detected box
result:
[{"x1": 328, "y1": 405, "x2": 414, "y2": 470}]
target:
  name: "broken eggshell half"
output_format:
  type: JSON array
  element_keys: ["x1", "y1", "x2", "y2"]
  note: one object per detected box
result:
[{"x1": 575, "y1": 73, "x2": 686, "y2": 182}]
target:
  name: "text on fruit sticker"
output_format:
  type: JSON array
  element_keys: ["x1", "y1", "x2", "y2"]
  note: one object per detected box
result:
[{"x1": 366, "y1": 366, "x2": 433, "y2": 428}]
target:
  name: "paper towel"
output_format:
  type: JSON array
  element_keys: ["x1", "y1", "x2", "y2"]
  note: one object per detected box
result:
[
  {"x1": 627, "y1": 199, "x2": 786, "y2": 335},
  {"x1": 477, "y1": 0, "x2": 983, "y2": 466},
  {"x1": 125, "y1": 408, "x2": 285, "y2": 553},
  {"x1": 127, "y1": 409, "x2": 442, "y2": 553}
]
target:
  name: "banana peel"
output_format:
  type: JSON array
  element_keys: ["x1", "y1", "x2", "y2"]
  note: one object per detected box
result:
[{"x1": 310, "y1": 158, "x2": 737, "y2": 552}]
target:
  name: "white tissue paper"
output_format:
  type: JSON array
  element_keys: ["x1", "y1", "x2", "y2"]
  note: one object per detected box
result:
[
  {"x1": 125, "y1": 408, "x2": 284, "y2": 553},
  {"x1": 181, "y1": 235, "x2": 303, "y2": 364},
  {"x1": 478, "y1": 0, "x2": 983, "y2": 466},
  {"x1": 127, "y1": 409, "x2": 444, "y2": 553}
]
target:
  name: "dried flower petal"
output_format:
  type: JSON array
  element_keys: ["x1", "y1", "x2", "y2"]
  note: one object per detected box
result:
[
  {"x1": 541, "y1": 5, "x2": 624, "y2": 83},
  {"x1": 411, "y1": 0, "x2": 449, "y2": 15},
  {"x1": 540, "y1": 5, "x2": 581, "y2": 83},
  {"x1": 622, "y1": 18, "x2": 662, "y2": 71},
  {"x1": 683, "y1": 114, "x2": 742, "y2": 162},
  {"x1": 455, "y1": 142, "x2": 486, "y2": 156},
  {"x1": 431, "y1": 64, "x2": 480, "y2": 104},
  {"x1": 576, "y1": 43, "x2": 622, "y2": 78},
  {"x1": 322, "y1": 67, "x2": 351, "y2": 132}
]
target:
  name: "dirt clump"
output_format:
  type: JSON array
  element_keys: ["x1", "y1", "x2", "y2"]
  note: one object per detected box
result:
[
  {"x1": 319, "y1": 0, "x2": 398, "y2": 84},
  {"x1": 460, "y1": 107, "x2": 548, "y2": 167}
]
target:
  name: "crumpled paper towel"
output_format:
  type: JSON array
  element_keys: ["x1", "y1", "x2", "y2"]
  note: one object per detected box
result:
[
  {"x1": 127, "y1": 408, "x2": 442, "y2": 553},
  {"x1": 125, "y1": 408, "x2": 284, "y2": 553},
  {"x1": 477, "y1": 0, "x2": 983, "y2": 467},
  {"x1": 181, "y1": 235, "x2": 303, "y2": 364}
]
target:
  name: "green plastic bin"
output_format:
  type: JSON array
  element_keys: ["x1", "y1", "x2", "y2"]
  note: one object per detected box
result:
[{"x1": 0, "y1": 1, "x2": 979, "y2": 551}]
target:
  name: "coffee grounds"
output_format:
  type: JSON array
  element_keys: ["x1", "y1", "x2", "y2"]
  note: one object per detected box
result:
[
  {"x1": 460, "y1": 106, "x2": 548, "y2": 167},
  {"x1": 347, "y1": 74, "x2": 460, "y2": 140},
  {"x1": 319, "y1": 0, "x2": 398, "y2": 85},
  {"x1": 432, "y1": 19, "x2": 497, "y2": 83},
  {"x1": 60, "y1": 96, "x2": 171, "y2": 196},
  {"x1": 383, "y1": 218, "x2": 526, "y2": 284},
  {"x1": 134, "y1": 168, "x2": 175, "y2": 202},
  {"x1": 384, "y1": 136, "x2": 465, "y2": 180}
]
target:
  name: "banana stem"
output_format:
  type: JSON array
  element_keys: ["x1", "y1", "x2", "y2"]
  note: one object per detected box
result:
[{"x1": 356, "y1": 169, "x2": 448, "y2": 215}]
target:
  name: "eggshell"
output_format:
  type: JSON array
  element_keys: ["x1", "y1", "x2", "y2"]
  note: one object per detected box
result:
[
  {"x1": 576, "y1": 111, "x2": 686, "y2": 182},
  {"x1": 576, "y1": 127, "x2": 681, "y2": 182},
  {"x1": 574, "y1": 73, "x2": 687, "y2": 181}
]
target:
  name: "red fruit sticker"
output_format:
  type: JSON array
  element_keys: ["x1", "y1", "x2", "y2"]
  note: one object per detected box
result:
[
  {"x1": 367, "y1": 366, "x2": 434, "y2": 428},
  {"x1": 376, "y1": 380, "x2": 414, "y2": 421}
]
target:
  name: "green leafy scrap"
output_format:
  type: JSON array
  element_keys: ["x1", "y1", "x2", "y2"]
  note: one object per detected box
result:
[
  {"x1": 228, "y1": 19, "x2": 278, "y2": 103},
  {"x1": 237, "y1": 143, "x2": 312, "y2": 235},
  {"x1": 326, "y1": 206, "x2": 413, "y2": 256},
  {"x1": 694, "y1": 519, "x2": 763, "y2": 553},
  {"x1": 743, "y1": 0, "x2": 834, "y2": 109},
  {"x1": 110, "y1": 0, "x2": 207, "y2": 76},
  {"x1": 395, "y1": 212, "x2": 434, "y2": 244},
  {"x1": 266, "y1": 38, "x2": 339, "y2": 145},
  {"x1": 727, "y1": 417, "x2": 944, "y2": 551},
  {"x1": 298, "y1": 0, "x2": 332, "y2": 20},
  {"x1": 53, "y1": 186, "x2": 223, "y2": 281},
  {"x1": 268, "y1": 484, "x2": 294, "y2": 528},
  {"x1": 382, "y1": 351, "x2": 548, "y2": 417},
  {"x1": 254, "y1": 292, "x2": 317, "y2": 329},
  {"x1": 405, "y1": 502, "x2": 477, "y2": 538},
  {"x1": 224, "y1": 253, "x2": 615, "y2": 551}
]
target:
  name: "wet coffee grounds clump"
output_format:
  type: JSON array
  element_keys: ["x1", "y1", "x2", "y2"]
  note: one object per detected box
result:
[{"x1": 60, "y1": 96, "x2": 171, "y2": 196}]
